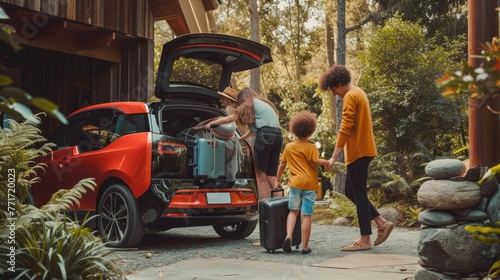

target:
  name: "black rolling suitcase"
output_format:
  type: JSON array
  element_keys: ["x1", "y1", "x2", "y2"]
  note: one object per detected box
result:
[{"x1": 259, "y1": 188, "x2": 301, "y2": 252}]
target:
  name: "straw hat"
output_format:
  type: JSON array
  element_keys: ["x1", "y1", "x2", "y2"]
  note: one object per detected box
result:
[{"x1": 217, "y1": 87, "x2": 238, "y2": 102}]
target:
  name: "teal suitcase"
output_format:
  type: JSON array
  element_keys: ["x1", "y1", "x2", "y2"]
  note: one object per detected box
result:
[{"x1": 193, "y1": 130, "x2": 225, "y2": 178}]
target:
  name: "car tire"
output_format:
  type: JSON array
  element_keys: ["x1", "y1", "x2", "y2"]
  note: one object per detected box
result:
[
  {"x1": 213, "y1": 220, "x2": 258, "y2": 239},
  {"x1": 97, "y1": 184, "x2": 145, "y2": 248}
]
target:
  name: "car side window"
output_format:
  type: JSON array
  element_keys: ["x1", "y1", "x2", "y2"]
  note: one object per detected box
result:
[
  {"x1": 110, "y1": 113, "x2": 148, "y2": 141},
  {"x1": 49, "y1": 113, "x2": 88, "y2": 149},
  {"x1": 78, "y1": 109, "x2": 116, "y2": 152}
]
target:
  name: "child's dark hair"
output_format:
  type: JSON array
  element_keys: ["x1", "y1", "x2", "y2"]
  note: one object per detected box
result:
[{"x1": 289, "y1": 110, "x2": 317, "y2": 138}]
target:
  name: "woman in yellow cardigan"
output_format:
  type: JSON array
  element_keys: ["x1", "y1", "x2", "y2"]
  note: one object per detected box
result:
[{"x1": 319, "y1": 65, "x2": 394, "y2": 251}]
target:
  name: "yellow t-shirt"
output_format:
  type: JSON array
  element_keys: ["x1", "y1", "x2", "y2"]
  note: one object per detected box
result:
[
  {"x1": 336, "y1": 87, "x2": 377, "y2": 165},
  {"x1": 280, "y1": 141, "x2": 319, "y2": 191}
]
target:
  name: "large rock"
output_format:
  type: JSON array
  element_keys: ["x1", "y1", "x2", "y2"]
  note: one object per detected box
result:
[
  {"x1": 425, "y1": 159, "x2": 466, "y2": 179},
  {"x1": 487, "y1": 186, "x2": 500, "y2": 223},
  {"x1": 452, "y1": 209, "x2": 488, "y2": 222},
  {"x1": 418, "y1": 209, "x2": 456, "y2": 226},
  {"x1": 377, "y1": 207, "x2": 399, "y2": 225},
  {"x1": 417, "y1": 225, "x2": 500, "y2": 276},
  {"x1": 417, "y1": 180, "x2": 481, "y2": 209},
  {"x1": 414, "y1": 267, "x2": 458, "y2": 280}
]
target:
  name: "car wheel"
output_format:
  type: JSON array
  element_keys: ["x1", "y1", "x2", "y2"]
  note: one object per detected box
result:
[
  {"x1": 97, "y1": 184, "x2": 145, "y2": 248},
  {"x1": 213, "y1": 220, "x2": 258, "y2": 239}
]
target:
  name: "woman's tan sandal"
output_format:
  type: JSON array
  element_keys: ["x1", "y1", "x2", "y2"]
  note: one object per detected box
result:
[
  {"x1": 340, "y1": 242, "x2": 372, "y2": 251},
  {"x1": 374, "y1": 221, "x2": 394, "y2": 246}
]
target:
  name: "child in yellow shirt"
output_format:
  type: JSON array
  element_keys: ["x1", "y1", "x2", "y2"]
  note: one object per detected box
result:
[{"x1": 275, "y1": 110, "x2": 331, "y2": 254}]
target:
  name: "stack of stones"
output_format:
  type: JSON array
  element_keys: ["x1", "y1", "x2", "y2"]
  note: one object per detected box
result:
[{"x1": 414, "y1": 159, "x2": 500, "y2": 280}]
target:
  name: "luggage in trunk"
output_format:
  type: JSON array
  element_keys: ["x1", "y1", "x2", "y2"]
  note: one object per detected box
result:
[{"x1": 193, "y1": 129, "x2": 225, "y2": 178}]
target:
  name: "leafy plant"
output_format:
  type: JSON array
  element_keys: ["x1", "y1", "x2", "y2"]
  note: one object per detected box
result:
[
  {"x1": 360, "y1": 15, "x2": 468, "y2": 162},
  {"x1": 14, "y1": 213, "x2": 123, "y2": 279},
  {"x1": 379, "y1": 173, "x2": 414, "y2": 200},
  {"x1": 401, "y1": 205, "x2": 423, "y2": 227},
  {"x1": 328, "y1": 191, "x2": 358, "y2": 226},
  {"x1": 0, "y1": 115, "x2": 54, "y2": 205},
  {"x1": 437, "y1": 42, "x2": 500, "y2": 114}
]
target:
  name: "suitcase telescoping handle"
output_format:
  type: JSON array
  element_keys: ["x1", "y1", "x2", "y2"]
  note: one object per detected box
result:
[
  {"x1": 271, "y1": 188, "x2": 284, "y2": 197},
  {"x1": 207, "y1": 128, "x2": 216, "y2": 177}
]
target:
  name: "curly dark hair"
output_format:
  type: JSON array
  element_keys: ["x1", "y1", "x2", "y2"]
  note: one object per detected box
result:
[
  {"x1": 289, "y1": 110, "x2": 317, "y2": 138},
  {"x1": 318, "y1": 65, "x2": 352, "y2": 91}
]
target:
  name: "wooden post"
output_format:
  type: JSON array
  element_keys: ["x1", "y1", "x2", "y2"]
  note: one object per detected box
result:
[{"x1": 468, "y1": 0, "x2": 500, "y2": 168}]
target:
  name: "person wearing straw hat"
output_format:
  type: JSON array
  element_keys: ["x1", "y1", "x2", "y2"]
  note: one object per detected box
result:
[{"x1": 218, "y1": 87, "x2": 239, "y2": 109}]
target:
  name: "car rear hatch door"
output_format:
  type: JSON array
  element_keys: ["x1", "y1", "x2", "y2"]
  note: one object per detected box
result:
[{"x1": 154, "y1": 33, "x2": 273, "y2": 105}]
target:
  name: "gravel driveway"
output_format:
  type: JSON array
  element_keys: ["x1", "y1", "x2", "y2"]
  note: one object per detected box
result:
[{"x1": 106, "y1": 224, "x2": 422, "y2": 276}]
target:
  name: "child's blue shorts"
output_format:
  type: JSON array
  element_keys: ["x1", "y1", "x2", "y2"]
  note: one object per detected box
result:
[{"x1": 288, "y1": 187, "x2": 316, "y2": 215}]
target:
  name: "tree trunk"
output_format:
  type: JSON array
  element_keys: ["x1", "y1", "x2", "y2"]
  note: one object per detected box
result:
[
  {"x1": 249, "y1": 0, "x2": 261, "y2": 93},
  {"x1": 326, "y1": 5, "x2": 335, "y2": 67},
  {"x1": 326, "y1": 8, "x2": 337, "y2": 132},
  {"x1": 333, "y1": 0, "x2": 346, "y2": 194},
  {"x1": 206, "y1": 10, "x2": 217, "y2": 33}
]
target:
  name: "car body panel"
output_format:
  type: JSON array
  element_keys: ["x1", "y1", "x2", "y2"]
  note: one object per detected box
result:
[{"x1": 33, "y1": 132, "x2": 152, "y2": 208}]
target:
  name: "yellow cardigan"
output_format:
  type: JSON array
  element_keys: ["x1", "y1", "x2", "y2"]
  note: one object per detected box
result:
[{"x1": 336, "y1": 87, "x2": 377, "y2": 165}]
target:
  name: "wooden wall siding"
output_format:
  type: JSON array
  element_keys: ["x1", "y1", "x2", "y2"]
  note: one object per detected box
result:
[
  {"x1": 116, "y1": 40, "x2": 153, "y2": 102},
  {"x1": 15, "y1": 38, "x2": 153, "y2": 136},
  {"x1": 0, "y1": 0, "x2": 154, "y2": 39}
]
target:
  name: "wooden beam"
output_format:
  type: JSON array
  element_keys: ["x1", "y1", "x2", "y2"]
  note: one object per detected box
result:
[
  {"x1": 79, "y1": 30, "x2": 116, "y2": 50},
  {"x1": 202, "y1": 0, "x2": 220, "y2": 10},
  {"x1": 166, "y1": 17, "x2": 190, "y2": 35},
  {"x1": 74, "y1": 40, "x2": 122, "y2": 63},
  {"x1": 149, "y1": 0, "x2": 182, "y2": 21}
]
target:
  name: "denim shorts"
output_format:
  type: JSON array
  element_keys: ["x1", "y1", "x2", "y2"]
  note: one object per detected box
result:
[
  {"x1": 253, "y1": 126, "x2": 283, "y2": 176},
  {"x1": 288, "y1": 187, "x2": 316, "y2": 215}
]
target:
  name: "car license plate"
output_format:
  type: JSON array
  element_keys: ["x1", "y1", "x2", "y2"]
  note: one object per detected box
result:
[{"x1": 206, "y1": 192, "x2": 231, "y2": 204}]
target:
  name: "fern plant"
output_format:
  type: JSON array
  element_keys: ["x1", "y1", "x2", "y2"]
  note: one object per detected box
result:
[
  {"x1": 329, "y1": 191, "x2": 358, "y2": 226},
  {"x1": 0, "y1": 116, "x2": 54, "y2": 205},
  {"x1": 14, "y1": 211, "x2": 123, "y2": 279},
  {"x1": 401, "y1": 205, "x2": 423, "y2": 227}
]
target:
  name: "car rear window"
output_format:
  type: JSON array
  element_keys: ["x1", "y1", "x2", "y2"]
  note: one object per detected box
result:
[{"x1": 170, "y1": 57, "x2": 222, "y2": 91}]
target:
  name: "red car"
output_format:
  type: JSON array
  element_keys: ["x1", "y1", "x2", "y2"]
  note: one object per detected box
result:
[{"x1": 31, "y1": 33, "x2": 273, "y2": 248}]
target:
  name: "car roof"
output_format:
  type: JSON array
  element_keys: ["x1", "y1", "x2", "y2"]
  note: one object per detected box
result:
[
  {"x1": 68, "y1": 102, "x2": 149, "y2": 118},
  {"x1": 154, "y1": 33, "x2": 273, "y2": 104}
]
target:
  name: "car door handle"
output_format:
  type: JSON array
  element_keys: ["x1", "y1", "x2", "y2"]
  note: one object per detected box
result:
[{"x1": 59, "y1": 158, "x2": 70, "y2": 168}]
